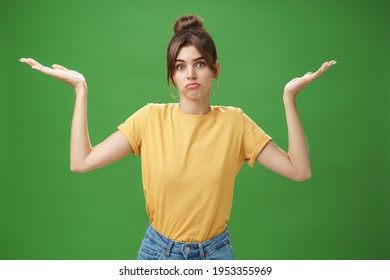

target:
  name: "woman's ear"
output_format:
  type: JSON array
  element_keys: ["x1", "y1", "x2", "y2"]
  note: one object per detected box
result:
[{"x1": 214, "y1": 61, "x2": 220, "y2": 78}]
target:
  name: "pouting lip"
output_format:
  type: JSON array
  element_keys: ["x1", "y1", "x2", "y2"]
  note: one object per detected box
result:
[{"x1": 185, "y1": 82, "x2": 201, "y2": 88}]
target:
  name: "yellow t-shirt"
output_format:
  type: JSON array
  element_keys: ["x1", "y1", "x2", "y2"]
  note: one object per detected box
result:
[{"x1": 118, "y1": 103, "x2": 271, "y2": 242}]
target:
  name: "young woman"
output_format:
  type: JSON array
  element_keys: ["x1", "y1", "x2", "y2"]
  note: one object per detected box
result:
[{"x1": 20, "y1": 15, "x2": 336, "y2": 260}]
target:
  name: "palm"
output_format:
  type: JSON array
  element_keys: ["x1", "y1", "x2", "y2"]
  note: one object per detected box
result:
[
  {"x1": 20, "y1": 58, "x2": 85, "y2": 89},
  {"x1": 284, "y1": 60, "x2": 336, "y2": 97}
]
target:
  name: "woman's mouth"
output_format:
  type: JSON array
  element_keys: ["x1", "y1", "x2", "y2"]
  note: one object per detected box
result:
[{"x1": 185, "y1": 83, "x2": 201, "y2": 89}]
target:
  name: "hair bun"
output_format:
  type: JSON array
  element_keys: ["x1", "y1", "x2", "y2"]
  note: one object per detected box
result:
[{"x1": 174, "y1": 15, "x2": 204, "y2": 34}]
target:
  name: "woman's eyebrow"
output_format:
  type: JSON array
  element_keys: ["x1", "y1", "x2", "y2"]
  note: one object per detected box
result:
[{"x1": 175, "y1": 56, "x2": 204, "y2": 63}]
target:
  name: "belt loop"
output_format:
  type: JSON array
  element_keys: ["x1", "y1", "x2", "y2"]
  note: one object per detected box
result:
[
  {"x1": 165, "y1": 240, "x2": 174, "y2": 257},
  {"x1": 198, "y1": 243, "x2": 205, "y2": 260}
]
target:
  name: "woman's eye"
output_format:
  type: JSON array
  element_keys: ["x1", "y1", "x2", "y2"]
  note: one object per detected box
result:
[
  {"x1": 196, "y1": 62, "x2": 206, "y2": 68},
  {"x1": 176, "y1": 64, "x2": 185, "y2": 71}
]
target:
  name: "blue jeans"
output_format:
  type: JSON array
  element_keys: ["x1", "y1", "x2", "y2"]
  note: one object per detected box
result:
[{"x1": 137, "y1": 224, "x2": 234, "y2": 260}]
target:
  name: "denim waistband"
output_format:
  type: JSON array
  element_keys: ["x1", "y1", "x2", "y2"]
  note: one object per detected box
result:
[{"x1": 144, "y1": 223, "x2": 230, "y2": 259}]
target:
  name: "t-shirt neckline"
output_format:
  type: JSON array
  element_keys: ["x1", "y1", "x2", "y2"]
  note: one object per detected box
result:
[{"x1": 173, "y1": 103, "x2": 215, "y2": 121}]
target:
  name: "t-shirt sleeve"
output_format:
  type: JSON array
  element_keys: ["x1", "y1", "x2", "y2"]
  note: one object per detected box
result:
[
  {"x1": 117, "y1": 104, "x2": 151, "y2": 156},
  {"x1": 241, "y1": 111, "x2": 272, "y2": 168}
]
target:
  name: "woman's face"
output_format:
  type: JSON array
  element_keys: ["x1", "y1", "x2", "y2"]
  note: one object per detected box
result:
[{"x1": 173, "y1": 45, "x2": 219, "y2": 102}]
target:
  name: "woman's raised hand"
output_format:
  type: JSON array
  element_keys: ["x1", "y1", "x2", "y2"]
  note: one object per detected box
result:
[
  {"x1": 20, "y1": 58, "x2": 86, "y2": 90},
  {"x1": 283, "y1": 60, "x2": 337, "y2": 99}
]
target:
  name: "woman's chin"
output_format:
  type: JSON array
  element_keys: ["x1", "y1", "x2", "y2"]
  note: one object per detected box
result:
[{"x1": 185, "y1": 91, "x2": 209, "y2": 101}]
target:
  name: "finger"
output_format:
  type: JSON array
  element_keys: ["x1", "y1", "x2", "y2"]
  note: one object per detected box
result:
[
  {"x1": 29, "y1": 64, "x2": 58, "y2": 76},
  {"x1": 315, "y1": 61, "x2": 332, "y2": 74},
  {"x1": 321, "y1": 60, "x2": 337, "y2": 71},
  {"x1": 19, "y1": 57, "x2": 35, "y2": 66},
  {"x1": 19, "y1": 58, "x2": 31, "y2": 64},
  {"x1": 320, "y1": 61, "x2": 329, "y2": 71},
  {"x1": 52, "y1": 64, "x2": 82, "y2": 78},
  {"x1": 21, "y1": 58, "x2": 45, "y2": 68},
  {"x1": 52, "y1": 64, "x2": 68, "y2": 71},
  {"x1": 309, "y1": 60, "x2": 336, "y2": 80}
]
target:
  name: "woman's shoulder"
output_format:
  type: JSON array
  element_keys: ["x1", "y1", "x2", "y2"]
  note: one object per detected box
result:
[
  {"x1": 142, "y1": 103, "x2": 178, "y2": 117},
  {"x1": 212, "y1": 105, "x2": 243, "y2": 115}
]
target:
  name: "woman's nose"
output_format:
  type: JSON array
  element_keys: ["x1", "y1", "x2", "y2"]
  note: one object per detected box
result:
[{"x1": 187, "y1": 67, "x2": 197, "y2": 80}]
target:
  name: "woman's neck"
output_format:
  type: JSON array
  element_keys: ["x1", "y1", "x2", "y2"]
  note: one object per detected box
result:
[{"x1": 178, "y1": 98, "x2": 211, "y2": 115}]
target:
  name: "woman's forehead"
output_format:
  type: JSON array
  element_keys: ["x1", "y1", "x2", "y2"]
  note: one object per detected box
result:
[{"x1": 176, "y1": 45, "x2": 202, "y2": 62}]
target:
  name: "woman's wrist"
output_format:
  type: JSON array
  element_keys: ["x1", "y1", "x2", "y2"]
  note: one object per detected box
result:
[
  {"x1": 74, "y1": 82, "x2": 88, "y2": 96},
  {"x1": 283, "y1": 92, "x2": 297, "y2": 104}
]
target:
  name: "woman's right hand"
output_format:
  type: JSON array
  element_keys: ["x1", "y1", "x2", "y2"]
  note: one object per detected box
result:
[{"x1": 20, "y1": 58, "x2": 86, "y2": 90}]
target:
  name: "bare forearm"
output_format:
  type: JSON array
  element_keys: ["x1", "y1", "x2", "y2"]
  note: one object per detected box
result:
[
  {"x1": 70, "y1": 84, "x2": 92, "y2": 171},
  {"x1": 283, "y1": 95, "x2": 311, "y2": 180},
  {"x1": 257, "y1": 60, "x2": 336, "y2": 181}
]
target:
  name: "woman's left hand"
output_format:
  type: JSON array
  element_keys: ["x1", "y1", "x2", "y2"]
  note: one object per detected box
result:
[{"x1": 283, "y1": 60, "x2": 337, "y2": 99}]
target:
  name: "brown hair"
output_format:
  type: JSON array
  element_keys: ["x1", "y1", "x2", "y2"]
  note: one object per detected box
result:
[{"x1": 167, "y1": 15, "x2": 218, "y2": 86}]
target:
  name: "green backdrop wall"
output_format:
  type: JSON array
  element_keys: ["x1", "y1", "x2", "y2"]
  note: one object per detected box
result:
[{"x1": 1, "y1": 0, "x2": 389, "y2": 259}]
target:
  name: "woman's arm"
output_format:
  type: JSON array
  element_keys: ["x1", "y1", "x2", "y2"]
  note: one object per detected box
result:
[
  {"x1": 20, "y1": 58, "x2": 133, "y2": 173},
  {"x1": 69, "y1": 85, "x2": 133, "y2": 173},
  {"x1": 256, "y1": 60, "x2": 336, "y2": 181}
]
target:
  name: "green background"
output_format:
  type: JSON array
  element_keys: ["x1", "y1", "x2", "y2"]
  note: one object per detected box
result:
[{"x1": 1, "y1": 0, "x2": 389, "y2": 260}]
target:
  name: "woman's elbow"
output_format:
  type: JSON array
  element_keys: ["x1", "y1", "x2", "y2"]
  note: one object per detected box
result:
[
  {"x1": 70, "y1": 162, "x2": 89, "y2": 173},
  {"x1": 293, "y1": 170, "x2": 312, "y2": 182}
]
